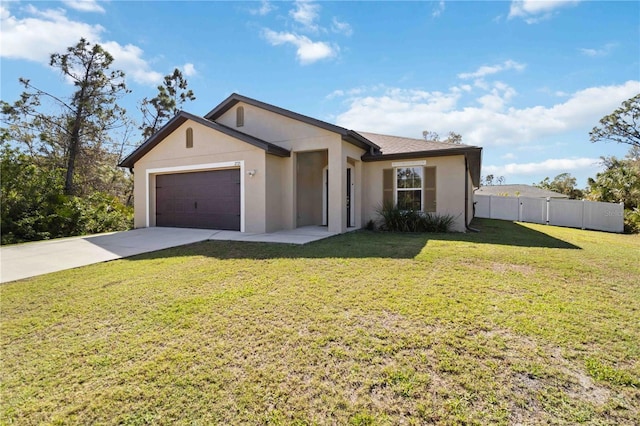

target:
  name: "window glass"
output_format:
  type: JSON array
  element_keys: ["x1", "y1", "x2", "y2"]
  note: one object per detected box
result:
[
  {"x1": 398, "y1": 190, "x2": 422, "y2": 211},
  {"x1": 186, "y1": 127, "x2": 193, "y2": 148},
  {"x1": 236, "y1": 106, "x2": 244, "y2": 127},
  {"x1": 396, "y1": 167, "x2": 423, "y2": 211}
]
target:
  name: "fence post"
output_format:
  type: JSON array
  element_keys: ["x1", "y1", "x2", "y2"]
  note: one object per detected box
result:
[
  {"x1": 518, "y1": 196, "x2": 522, "y2": 222},
  {"x1": 489, "y1": 195, "x2": 492, "y2": 219},
  {"x1": 546, "y1": 198, "x2": 550, "y2": 225},
  {"x1": 581, "y1": 199, "x2": 585, "y2": 230}
]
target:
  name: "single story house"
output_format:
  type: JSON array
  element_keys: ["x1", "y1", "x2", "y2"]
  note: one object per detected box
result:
[
  {"x1": 475, "y1": 184, "x2": 568, "y2": 199},
  {"x1": 119, "y1": 94, "x2": 482, "y2": 234}
]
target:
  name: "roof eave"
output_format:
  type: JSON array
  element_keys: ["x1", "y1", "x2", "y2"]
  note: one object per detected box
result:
[
  {"x1": 118, "y1": 112, "x2": 189, "y2": 169},
  {"x1": 118, "y1": 111, "x2": 290, "y2": 169},
  {"x1": 361, "y1": 146, "x2": 480, "y2": 162},
  {"x1": 205, "y1": 94, "x2": 380, "y2": 152},
  {"x1": 345, "y1": 130, "x2": 381, "y2": 151},
  {"x1": 361, "y1": 146, "x2": 483, "y2": 187}
]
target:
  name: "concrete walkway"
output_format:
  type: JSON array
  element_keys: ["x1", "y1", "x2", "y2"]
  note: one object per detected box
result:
[{"x1": 0, "y1": 226, "x2": 339, "y2": 283}]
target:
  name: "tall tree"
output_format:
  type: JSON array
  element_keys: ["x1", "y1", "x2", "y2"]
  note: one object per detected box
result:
[
  {"x1": 480, "y1": 174, "x2": 506, "y2": 186},
  {"x1": 139, "y1": 68, "x2": 196, "y2": 139},
  {"x1": 2, "y1": 38, "x2": 129, "y2": 195},
  {"x1": 422, "y1": 130, "x2": 463, "y2": 144},
  {"x1": 586, "y1": 150, "x2": 640, "y2": 210},
  {"x1": 446, "y1": 131, "x2": 463, "y2": 144},
  {"x1": 590, "y1": 94, "x2": 640, "y2": 148},
  {"x1": 484, "y1": 174, "x2": 494, "y2": 185},
  {"x1": 535, "y1": 173, "x2": 583, "y2": 199}
]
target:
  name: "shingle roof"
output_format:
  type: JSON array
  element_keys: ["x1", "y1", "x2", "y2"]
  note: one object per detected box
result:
[
  {"x1": 357, "y1": 131, "x2": 475, "y2": 155},
  {"x1": 357, "y1": 131, "x2": 483, "y2": 188},
  {"x1": 119, "y1": 96, "x2": 483, "y2": 188},
  {"x1": 475, "y1": 184, "x2": 569, "y2": 198}
]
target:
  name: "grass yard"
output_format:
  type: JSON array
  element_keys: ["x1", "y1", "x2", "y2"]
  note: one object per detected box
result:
[{"x1": 1, "y1": 219, "x2": 639, "y2": 425}]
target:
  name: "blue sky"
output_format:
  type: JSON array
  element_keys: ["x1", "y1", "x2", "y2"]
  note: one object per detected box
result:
[{"x1": 1, "y1": 0, "x2": 639, "y2": 187}]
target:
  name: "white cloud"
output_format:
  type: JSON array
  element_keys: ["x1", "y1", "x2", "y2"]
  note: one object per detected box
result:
[
  {"x1": 263, "y1": 29, "x2": 336, "y2": 65},
  {"x1": 432, "y1": 1, "x2": 445, "y2": 18},
  {"x1": 334, "y1": 80, "x2": 640, "y2": 146},
  {"x1": 501, "y1": 153, "x2": 517, "y2": 160},
  {"x1": 289, "y1": 0, "x2": 321, "y2": 32},
  {"x1": 484, "y1": 157, "x2": 599, "y2": 175},
  {"x1": 458, "y1": 60, "x2": 526, "y2": 80},
  {"x1": 477, "y1": 81, "x2": 517, "y2": 111},
  {"x1": 182, "y1": 63, "x2": 197, "y2": 77},
  {"x1": 579, "y1": 43, "x2": 617, "y2": 57},
  {"x1": 0, "y1": 5, "x2": 165, "y2": 85},
  {"x1": 62, "y1": 0, "x2": 105, "y2": 13},
  {"x1": 326, "y1": 89, "x2": 345, "y2": 99},
  {"x1": 100, "y1": 41, "x2": 162, "y2": 85},
  {"x1": 249, "y1": 0, "x2": 275, "y2": 16},
  {"x1": 331, "y1": 17, "x2": 353, "y2": 36},
  {"x1": 508, "y1": 0, "x2": 581, "y2": 23},
  {"x1": 326, "y1": 86, "x2": 372, "y2": 100},
  {"x1": 258, "y1": 1, "x2": 350, "y2": 63},
  {"x1": 0, "y1": 5, "x2": 104, "y2": 62}
]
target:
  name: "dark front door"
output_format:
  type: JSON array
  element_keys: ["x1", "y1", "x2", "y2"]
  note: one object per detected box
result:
[
  {"x1": 346, "y1": 168, "x2": 352, "y2": 228},
  {"x1": 156, "y1": 169, "x2": 240, "y2": 230}
]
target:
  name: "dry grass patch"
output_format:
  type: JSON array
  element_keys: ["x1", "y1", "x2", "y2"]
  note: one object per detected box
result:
[{"x1": 1, "y1": 219, "x2": 639, "y2": 424}]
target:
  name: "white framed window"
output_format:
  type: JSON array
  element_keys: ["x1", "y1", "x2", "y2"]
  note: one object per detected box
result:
[
  {"x1": 396, "y1": 167, "x2": 423, "y2": 211},
  {"x1": 383, "y1": 166, "x2": 436, "y2": 212}
]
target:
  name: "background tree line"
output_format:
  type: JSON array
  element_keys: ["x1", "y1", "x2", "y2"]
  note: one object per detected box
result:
[
  {"x1": 1, "y1": 39, "x2": 195, "y2": 244},
  {"x1": 532, "y1": 95, "x2": 640, "y2": 232},
  {"x1": 480, "y1": 94, "x2": 639, "y2": 232},
  {"x1": 2, "y1": 39, "x2": 638, "y2": 243}
]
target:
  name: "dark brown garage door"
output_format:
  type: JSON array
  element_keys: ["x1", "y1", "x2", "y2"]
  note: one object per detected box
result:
[{"x1": 156, "y1": 169, "x2": 240, "y2": 230}]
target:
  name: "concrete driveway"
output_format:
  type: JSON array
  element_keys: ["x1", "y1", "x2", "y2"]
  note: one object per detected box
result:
[
  {"x1": 0, "y1": 227, "x2": 217, "y2": 284},
  {"x1": 0, "y1": 226, "x2": 341, "y2": 283}
]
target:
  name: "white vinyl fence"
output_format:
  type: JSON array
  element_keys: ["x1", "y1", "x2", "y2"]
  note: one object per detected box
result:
[{"x1": 474, "y1": 195, "x2": 624, "y2": 233}]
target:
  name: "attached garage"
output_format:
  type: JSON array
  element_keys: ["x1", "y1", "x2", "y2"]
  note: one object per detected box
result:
[{"x1": 155, "y1": 169, "x2": 241, "y2": 230}]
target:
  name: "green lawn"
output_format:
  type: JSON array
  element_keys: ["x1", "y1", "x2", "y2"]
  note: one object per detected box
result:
[{"x1": 2, "y1": 219, "x2": 639, "y2": 425}]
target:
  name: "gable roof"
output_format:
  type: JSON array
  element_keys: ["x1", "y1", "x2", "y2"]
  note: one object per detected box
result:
[
  {"x1": 119, "y1": 95, "x2": 483, "y2": 188},
  {"x1": 118, "y1": 111, "x2": 290, "y2": 168},
  {"x1": 204, "y1": 93, "x2": 379, "y2": 152},
  {"x1": 475, "y1": 184, "x2": 569, "y2": 198},
  {"x1": 358, "y1": 131, "x2": 483, "y2": 188}
]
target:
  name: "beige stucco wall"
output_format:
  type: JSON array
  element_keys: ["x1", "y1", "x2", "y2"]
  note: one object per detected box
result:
[
  {"x1": 217, "y1": 103, "x2": 341, "y2": 150},
  {"x1": 132, "y1": 120, "x2": 268, "y2": 233},
  {"x1": 362, "y1": 155, "x2": 469, "y2": 232},
  {"x1": 132, "y1": 103, "x2": 472, "y2": 235},
  {"x1": 265, "y1": 155, "x2": 284, "y2": 233},
  {"x1": 467, "y1": 169, "x2": 474, "y2": 225},
  {"x1": 217, "y1": 102, "x2": 365, "y2": 233}
]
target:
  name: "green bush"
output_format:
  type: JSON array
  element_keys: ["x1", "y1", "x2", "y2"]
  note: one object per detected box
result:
[
  {"x1": 376, "y1": 202, "x2": 457, "y2": 233},
  {"x1": 1, "y1": 148, "x2": 133, "y2": 245},
  {"x1": 364, "y1": 219, "x2": 376, "y2": 231},
  {"x1": 624, "y1": 208, "x2": 640, "y2": 234}
]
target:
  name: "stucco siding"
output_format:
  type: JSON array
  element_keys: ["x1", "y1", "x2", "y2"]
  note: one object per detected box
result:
[
  {"x1": 362, "y1": 155, "x2": 468, "y2": 232},
  {"x1": 128, "y1": 99, "x2": 476, "y2": 235},
  {"x1": 265, "y1": 155, "x2": 284, "y2": 233},
  {"x1": 133, "y1": 120, "x2": 267, "y2": 232},
  {"x1": 216, "y1": 102, "x2": 371, "y2": 233},
  {"x1": 216, "y1": 102, "x2": 341, "y2": 151}
]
